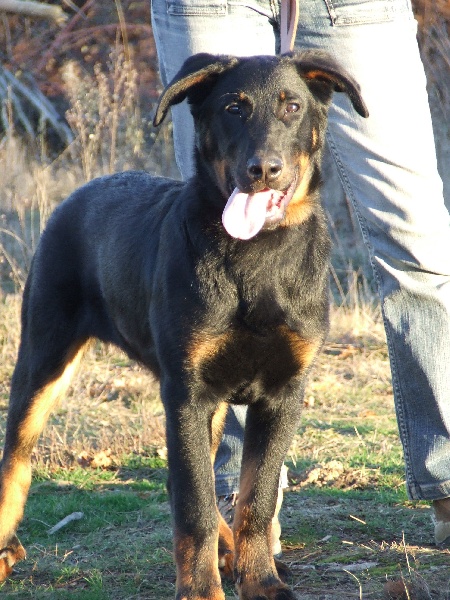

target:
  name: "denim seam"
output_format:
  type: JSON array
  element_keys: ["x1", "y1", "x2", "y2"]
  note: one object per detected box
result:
[
  {"x1": 166, "y1": 0, "x2": 276, "y2": 17},
  {"x1": 325, "y1": 129, "x2": 419, "y2": 498},
  {"x1": 322, "y1": 0, "x2": 413, "y2": 27},
  {"x1": 166, "y1": 0, "x2": 227, "y2": 16},
  {"x1": 229, "y1": 1, "x2": 274, "y2": 19}
]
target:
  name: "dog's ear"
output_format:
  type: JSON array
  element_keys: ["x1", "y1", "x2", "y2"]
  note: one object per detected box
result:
[
  {"x1": 288, "y1": 50, "x2": 369, "y2": 118},
  {"x1": 153, "y1": 53, "x2": 239, "y2": 126}
]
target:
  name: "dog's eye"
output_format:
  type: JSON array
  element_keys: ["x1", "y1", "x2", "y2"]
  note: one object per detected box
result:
[
  {"x1": 226, "y1": 103, "x2": 243, "y2": 116},
  {"x1": 285, "y1": 103, "x2": 300, "y2": 113}
]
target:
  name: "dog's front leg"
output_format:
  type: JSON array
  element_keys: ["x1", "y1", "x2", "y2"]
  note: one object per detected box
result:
[
  {"x1": 163, "y1": 384, "x2": 225, "y2": 600},
  {"x1": 233, "y1": 396, "x2": 302, "y2": 600}
]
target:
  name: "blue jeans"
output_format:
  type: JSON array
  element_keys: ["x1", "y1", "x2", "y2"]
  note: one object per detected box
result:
[{"x1": 151, "y1": 0, "x2": 450, "y2": 500}]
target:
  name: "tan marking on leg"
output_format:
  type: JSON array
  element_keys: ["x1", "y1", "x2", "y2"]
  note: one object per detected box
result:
[
  {"x1": 233, "y1": 462, "x2": 295, "y2": 597},
  {"x1": 0, "y1": 342, "x2": 88, "y2": 566},
  {"x1": 210, "y1": 402, "x2": 228, "y2": 466},
  {"x1": 0, "y1": 535, "x2": 26, "y2": 582},
  {"x1": 19, "y1": 345, "x2": 86, "y2": 453},
  {"x1": 234, "y1": 493, "x2": 292, "y2": 598},
  {"x1": 0, "y1": 459, "x2": 31, "y2": 548},
  {"x1": 218, "y1": 512, "x2": 234, "y2": 579},
  {"x1": 174, "y1": 530, "x2": 225, "y2": 600},
  {"x1": 209, "y1": 403, "x2": 234, "y2": 579},
  {"x1": 174, "y1": 533, "x2": 195, "y2": 592},
  {"x1": 234, "y1": 505, "x2": 279, "y2": 594},
  {"x1": 233, "y1": 460, "x2": 275, "y2": 571},
  {"x1": 238, "y1": 577, "x2": 293, "y2": 600}
]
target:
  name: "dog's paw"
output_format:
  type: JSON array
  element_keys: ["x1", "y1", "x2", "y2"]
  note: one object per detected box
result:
[
  {"x1": 176, "y1": 583, "x2": 226, "y2": 600},
  {"x1": 274, "y1": 557, "x2": 292, "y2": 583},
  {"x1": 0, "y1": 535, "x2": 26, "y2": 581},
  {"x1": 218, "y1": 515, "x2": 234, "y2": 579},
  {"x1": 238, "y1": 578, "x2": 297, "y2": 600},
  {"x1": 218, "y1": 545, "x2": 234, "y2": 579}
]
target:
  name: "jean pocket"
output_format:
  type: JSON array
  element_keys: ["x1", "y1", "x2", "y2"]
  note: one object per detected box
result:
[
  {"x1": 324, "y1": 0, "x2": 413, "y2": 26},
  {"x1": 166, "y1": 0, "x2": 227, "y2": 16}
]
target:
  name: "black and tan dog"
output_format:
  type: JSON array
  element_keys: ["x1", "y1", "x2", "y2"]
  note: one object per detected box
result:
[{"x1": 0, "y1": 51, "x2": 367, "y2": 599}]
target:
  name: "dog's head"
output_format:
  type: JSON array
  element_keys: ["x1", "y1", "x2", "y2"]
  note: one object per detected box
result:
[{"x1": 154, "y1": 52, "x2": 368, "y2": 240}]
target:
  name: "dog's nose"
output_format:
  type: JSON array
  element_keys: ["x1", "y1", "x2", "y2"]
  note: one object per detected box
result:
[{"x1": 247, "y1": 156, "x2": 283, "y2": 182}]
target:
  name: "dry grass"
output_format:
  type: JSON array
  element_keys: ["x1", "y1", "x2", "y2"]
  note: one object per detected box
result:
[
  {"x1": 63, "y1": 49, "x2": 145, "y2": 181},
  {"x1": 0, "y1": 288, "x2": 388, "y2": 473},
  {"x1": 0, "y1": 294, "x2": 165, "y2": 469}
]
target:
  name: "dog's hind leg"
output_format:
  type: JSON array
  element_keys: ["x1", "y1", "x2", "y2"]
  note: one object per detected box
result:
[{"x1": 0, "y1": 281, "x2": 89, "y2": 580}]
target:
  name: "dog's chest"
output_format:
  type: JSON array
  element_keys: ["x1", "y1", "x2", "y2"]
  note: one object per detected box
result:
[
  {"x1": 187, "y1": 237, "x2": 327, "y2": 399},
  {"x1": 187, "y1": 324, "x2": 318, "y2": 401}
]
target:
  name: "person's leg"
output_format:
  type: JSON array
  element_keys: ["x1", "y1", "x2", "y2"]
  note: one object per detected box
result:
[
  {"x1": 151, "y1": 2, "x2": 291, "y2": 554},
  {"x1": 151, "y1": 0, "x2": 281, "y2": 507},
  {"x1": 151, "y1": 0, "x2": 279, "y2": 179},
  {"x1": 295, "y1": 0, "x2": 450, "y2": 506}
]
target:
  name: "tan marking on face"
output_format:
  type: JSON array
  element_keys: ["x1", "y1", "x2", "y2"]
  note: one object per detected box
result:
[
  {"x1": 278, "y1": 325, "x2": 321, "y2": 371},
  {"x1": 303, "y1": 69, "x2": 339, "y2": 86},
  {"x1": 279, "y1": 90, "x2": 286, "y2": 101},
  {"x1": 282, "y1": 153, "x2": 315, "y2": 227},
  {"x1": 312, "y1": 127, "x2": 319, "y2": 149},
  {"x1": 212, "y1": 157, "x2": 229, "y2": 197}
]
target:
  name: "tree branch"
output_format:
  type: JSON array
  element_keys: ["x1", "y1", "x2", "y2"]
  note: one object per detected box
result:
[{"x1": 0, "y1": 0, "x2": 67, "y2": 23}]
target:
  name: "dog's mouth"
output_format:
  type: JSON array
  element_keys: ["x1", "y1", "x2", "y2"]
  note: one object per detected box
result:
[{"x1": 222, "y1": 174, "x2": 298, "y2": 240}]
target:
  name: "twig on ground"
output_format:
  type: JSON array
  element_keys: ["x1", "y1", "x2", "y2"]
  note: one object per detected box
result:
[{"x1": 48, "y1": 512, "x2": 84, "y2": 535}]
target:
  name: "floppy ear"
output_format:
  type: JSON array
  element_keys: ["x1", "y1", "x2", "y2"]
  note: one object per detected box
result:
[
  {"x1": 153, "y1": 53, "x2": 239, "y2": 127},
  {"x1": 289, "y1": 50, "x2": 369, "y2": 118}
]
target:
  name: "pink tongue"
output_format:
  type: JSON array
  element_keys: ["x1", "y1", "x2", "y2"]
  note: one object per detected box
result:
[{"x1": 222, "y1": 187, "x2": 274, "y2": 240}]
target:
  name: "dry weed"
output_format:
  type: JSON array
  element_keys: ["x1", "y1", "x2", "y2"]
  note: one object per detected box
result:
[{"x1": 63, "y1": 48, "x2": 145, "y2": 181}]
